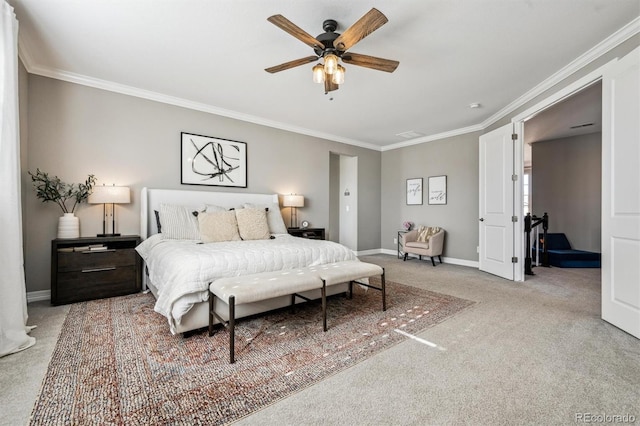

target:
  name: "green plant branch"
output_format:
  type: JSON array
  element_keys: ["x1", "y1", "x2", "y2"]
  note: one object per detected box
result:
[{"x1": 29, "y1": 169, "x2": 97, "y2": 214}]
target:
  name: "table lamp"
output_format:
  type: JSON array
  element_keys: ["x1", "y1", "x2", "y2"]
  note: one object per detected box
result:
[
  {"x1": 88, "y1": 184, "x2": 131, "y2": 237},
  {"x1": 283, "y1": 194, "x2": 304, "y2": 228}
]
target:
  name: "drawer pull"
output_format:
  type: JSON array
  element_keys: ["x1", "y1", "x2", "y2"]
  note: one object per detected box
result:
[{"x1": 82, "y1": 266, "x2": 116, "y2": 273}]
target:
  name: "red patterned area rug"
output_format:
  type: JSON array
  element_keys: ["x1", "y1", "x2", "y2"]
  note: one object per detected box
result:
[{"x1": 30, "y1": 279, "x2": 474, "y2": 425}]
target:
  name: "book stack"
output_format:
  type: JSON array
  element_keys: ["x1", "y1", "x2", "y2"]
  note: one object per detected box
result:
[{"x1": 88, "y1": 244, "x2": 108, "y2": 252}]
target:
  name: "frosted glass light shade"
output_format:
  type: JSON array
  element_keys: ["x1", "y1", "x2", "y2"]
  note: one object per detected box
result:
[
  {"x1": 323, "y1": 54, "x2": 338, "y2": 75},
  {"x1": 88, "y1": 185, "x2": 131, "y2": 204},
  {"x1": 283, "y1": 194, "x2": 304, "y2": 207},
  {"x1": 332, "y1": 65, "x2": 345, "y2": 84},
  {"x1": 312, "y1": 64, "x2": 325, "y2": 83}
]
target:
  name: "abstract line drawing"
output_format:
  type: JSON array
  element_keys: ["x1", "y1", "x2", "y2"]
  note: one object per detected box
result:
[{"x1": 181, "y1": 132, "x2": 247, "y2": 187}]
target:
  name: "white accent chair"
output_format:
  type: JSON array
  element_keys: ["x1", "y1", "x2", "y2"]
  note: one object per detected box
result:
[{"x1": 402, "y1": 228, "x2": 445, "y2": 266}]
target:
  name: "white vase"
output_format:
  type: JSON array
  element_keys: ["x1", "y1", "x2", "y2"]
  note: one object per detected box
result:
[{"x1": 57, "y1": 213, "x2": 80, "y2": 239}]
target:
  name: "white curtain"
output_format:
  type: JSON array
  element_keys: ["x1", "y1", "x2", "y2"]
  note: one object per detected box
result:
[{"x1": 0, "y1": 1, "x2": 35, "y2": 357}]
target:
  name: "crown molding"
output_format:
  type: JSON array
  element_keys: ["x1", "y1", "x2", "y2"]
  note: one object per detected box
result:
[
  {"x1": 19, "y1": 59, "x2": 380, "y2": 152},
  {"x1": 380, "y1": 124, "x2": 484, "y2": 152},
  {"x1": 479, "y1": 15, "x2": 640, "y2": 130},
  {"x1": 18, "y1": 16, "x2": 639, "y2": 153}
]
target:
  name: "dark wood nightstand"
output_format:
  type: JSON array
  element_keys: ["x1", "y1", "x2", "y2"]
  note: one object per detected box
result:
[
  {"x1": 51, "y1": 235, "x2": 141, "y2": 305},
  {"x1": 288, "y1": 227, "x2": 326, "y2": 240}
]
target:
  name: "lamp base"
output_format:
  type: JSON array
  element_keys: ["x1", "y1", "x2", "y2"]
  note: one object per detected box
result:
[{"x1": 97, "y1": 233, "x2": 121, "y2": 237}]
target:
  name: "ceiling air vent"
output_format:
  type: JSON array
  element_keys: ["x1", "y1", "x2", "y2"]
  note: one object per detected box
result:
[
  {"x1": 396, "y1": 131, "x2": 424, "y2": 139},
  {"x1": 570, "y1": 123, "x2": 595, "y2": 129}
]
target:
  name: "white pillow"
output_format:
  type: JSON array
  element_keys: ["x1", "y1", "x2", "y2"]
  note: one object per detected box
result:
[
  {"x1": 235, "y1": 208, "x2": 271, "y2": 240},
  {"x1": 205, "y1": 204, "x2": 226, "y2": 213},
  {"x1": 243, "y1": 202, "x2": 288, "y2": 234},
  {"x1": 198, "y1": 211, "x2": 241, "y2": 243},
  {"x1": 158, "y1": 204, "x2": 200, "y2": 240}
]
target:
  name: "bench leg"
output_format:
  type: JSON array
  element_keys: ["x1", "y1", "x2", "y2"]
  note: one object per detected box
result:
[
  {"x1": 321, "y1": 280, "x2": 327, "y2": 332},
  {"x1": 381, "y1": 268, "x2": 387, "y2": 312},
  {"x1": 208, "y1": 292, "x2": 214, "y2": 336},
  {"x1": 229, "y1": 295, "x2": 235, "y2": 364}
]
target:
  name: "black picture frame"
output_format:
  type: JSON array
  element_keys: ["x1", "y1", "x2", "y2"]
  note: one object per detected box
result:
[{"x1": 180, "y1": 132, "x2": 247, "y2": 187}]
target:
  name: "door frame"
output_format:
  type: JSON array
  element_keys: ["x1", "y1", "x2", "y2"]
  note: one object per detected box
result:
[{"x1": 509, "y1": 60, "x2": 616, "y2": 280}]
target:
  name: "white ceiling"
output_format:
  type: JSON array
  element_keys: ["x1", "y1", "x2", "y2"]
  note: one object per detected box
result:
[{"x1": 10, "y1": 0, "x2": 640, "y2": 150}]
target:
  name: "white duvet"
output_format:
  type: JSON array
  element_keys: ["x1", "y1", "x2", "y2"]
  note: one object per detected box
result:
[{"x1": 136, "y1": 233, "x2": 357, "y2": 333}]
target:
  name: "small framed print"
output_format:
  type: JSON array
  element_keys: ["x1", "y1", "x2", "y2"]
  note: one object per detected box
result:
[
  {"x1": 428, "y1": 175, "x2": 447, "y2": 205},
  {"x1": 406, "y1": 178, "x2": 423, "y2": 205},
  {"x1": 181, "y1": 132, "x2": 247, "y2": 187}
]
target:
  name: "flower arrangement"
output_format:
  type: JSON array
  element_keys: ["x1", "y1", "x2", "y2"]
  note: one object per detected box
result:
[
  {"x1": 29, "y1": 169, "x2": 97, "y2": 213},
  {"x1": 402, "y1": 221, "x2": 414, "y2": 231}
]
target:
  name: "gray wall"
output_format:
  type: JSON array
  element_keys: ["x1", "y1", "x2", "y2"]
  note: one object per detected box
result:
[
  {"x1": 22, "y1": 75, "x2": 381, "y2": 293},
  {"x1": 380, "y1": 35, "x2": 639, "y2": 264},
  {"x1": 531, "y1": 133, "x2": 602, "y2": 252},
  {"x1": 381, "y1": 132, "x2": 482, "y2": 261}
]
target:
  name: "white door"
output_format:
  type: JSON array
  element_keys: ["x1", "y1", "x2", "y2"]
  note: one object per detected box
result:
[
  {"x1": 479, "y1": 123, "x2": 515, "y2": 280},
  {"x1": 601, "y1": 47, "x2": 640, "y2": 338}
]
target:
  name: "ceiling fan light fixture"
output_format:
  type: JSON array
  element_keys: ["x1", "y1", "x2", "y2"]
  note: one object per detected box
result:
[
  {"x1": 324, "y1": 53, "x2": 338, "y2": 75},
  {"x1": 332, "y1": 64, "x2": 345, "y2": 84},
  {"x1": 312, "y1": 64, "x2": 325, "y2": 83}
]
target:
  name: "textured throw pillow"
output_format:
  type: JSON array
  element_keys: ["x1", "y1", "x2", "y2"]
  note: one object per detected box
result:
[
  {"x1": 198, "y1": 211, "x2": 241, "y2": 243},
  {"x1": 416, "y1": 226, "x2": 440, "y2": 243},
  {"x1": 235, "y1": 208, "x2": 271, "y2": 240},
  {"x1": 243, "y1": 202, "x2": 288, "y2": 234},
  {"x1": 158, "y1": 204, "x2": 200, "y2": 240}
]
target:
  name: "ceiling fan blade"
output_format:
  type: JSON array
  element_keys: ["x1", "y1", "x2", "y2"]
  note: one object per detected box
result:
[
  {"x1": 265, "y1": 56, "x2": 318, "y2": 73},
  {"x1": 333, "y1": 8, "x2": 388, "y2": 52},
  {"x1": 342, "y1": 52, "x2": 399, "y2": 73},
  {"x1": 324, "y1": 78, "x2": 339, "y2": 94},
  {"x1": 267, "y1": 15, "x2": 325, "y2": 50}
]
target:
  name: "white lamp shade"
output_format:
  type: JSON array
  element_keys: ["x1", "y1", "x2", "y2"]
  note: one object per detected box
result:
[
  {"x1": 88, "y1": 186, "x2": 131, "y2": 204},
  {"x1": 283, "y1": 194, "x2": 304, "y2": 207}
]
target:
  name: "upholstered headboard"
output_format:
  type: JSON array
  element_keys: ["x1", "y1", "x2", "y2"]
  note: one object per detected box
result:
[{"x1": 140, "y1": 187, "x2": 279, "y2": 239}]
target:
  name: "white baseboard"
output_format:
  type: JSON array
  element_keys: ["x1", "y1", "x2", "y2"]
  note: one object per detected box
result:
[
  {"x1": 356, "y1": 248, "x2": 384, "y2": 256},
  {"x1": 363, "y1": 249, "x2": 479, "y2": 268},
  {"x1": 27, "y1": 290, "x2": 51, "y2": 303}
]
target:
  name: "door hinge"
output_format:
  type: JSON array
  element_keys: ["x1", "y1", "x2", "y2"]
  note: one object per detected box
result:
[
  {"x1": 512, "y1": 257, "x2": 518, "y2": 263},
  {"x1": 512, "y1": 174, "x2": 518, "y2": 181},
  {"x1": 512, "y1": 133, "x2": 518, "y2": 140},
  {"x1": 512, "y1": 216, "x2": 518, "y2": 222}
]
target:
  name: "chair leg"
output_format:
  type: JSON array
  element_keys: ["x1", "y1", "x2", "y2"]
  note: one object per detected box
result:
[
  {"x1": 431, "y1": 256, "x2": 436, "y2": 266},
  {"x1": 403, "y1": 252, "x2": 408, "y2": 261},
  {"x1": 381, "y1": 268, "x2": 386, "y2": 312},
  {"x1": 439, "y1": 255, "x2": 443, "y2": 264}
]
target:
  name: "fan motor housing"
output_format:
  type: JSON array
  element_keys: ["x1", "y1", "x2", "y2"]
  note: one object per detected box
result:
[{"x1": 315, "y1": 20, "x2": 342, "y2": 56}]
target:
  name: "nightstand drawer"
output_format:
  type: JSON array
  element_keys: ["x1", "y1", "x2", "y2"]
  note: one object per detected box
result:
[
  {"x1": 58, "y1": 249, "x2": 136, "y2": 272},
  {"x1": 51, "y1": 235, "x2": 141, "y2": 305},
  {"x1": 56, "y1": 266, "x2": 137, "y2": 304}
]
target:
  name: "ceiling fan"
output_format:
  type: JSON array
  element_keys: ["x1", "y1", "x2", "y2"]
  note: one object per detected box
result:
[{"x1": 265, "y1": 8, "x2": 399, "y2": 94}]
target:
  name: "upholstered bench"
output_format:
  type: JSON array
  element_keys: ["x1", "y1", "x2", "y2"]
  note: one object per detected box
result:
[
  {"x1": 311, "y1": 260, "x2": 386, "y2": 320},
  {"x1": 209, "y1": 261, "x2": 385, "y2": 363}
]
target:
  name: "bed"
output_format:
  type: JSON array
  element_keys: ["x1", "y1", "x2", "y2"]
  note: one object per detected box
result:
[{"x1": 138, "y1": 187, "x2": 357, "y2": 334}]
